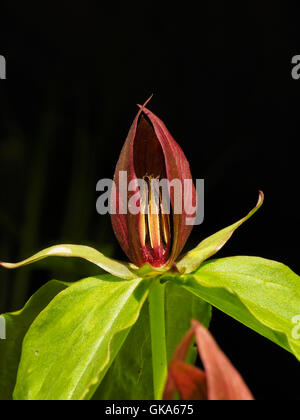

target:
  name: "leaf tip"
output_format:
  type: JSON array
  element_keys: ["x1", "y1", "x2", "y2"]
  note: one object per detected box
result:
[
  {"x1": 257, "y1": 190, "x2": 264, "y2": 206},
  {"x1": 0, "y1": 261, "x2": 13, "y2": 269}
]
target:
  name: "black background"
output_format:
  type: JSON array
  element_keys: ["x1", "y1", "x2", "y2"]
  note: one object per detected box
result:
[{"x1": 0, "y1": 1, "x2": 300, "y2": 400}]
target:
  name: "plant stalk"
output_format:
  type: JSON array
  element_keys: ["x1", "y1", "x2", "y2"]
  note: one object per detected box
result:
[{"x1": 149, "y1": 279, "x2": 168, "y2": 400}]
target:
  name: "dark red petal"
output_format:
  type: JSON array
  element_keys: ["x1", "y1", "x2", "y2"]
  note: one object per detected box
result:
[
  {"x1": 137, "y1": 103, "x2": 196, "y2": 264},
  {"x1": 171, "y1": 326, "x2": 195, "y2": 361},
  {"x1": 111, "y1": 98, "x2": 196, "y2": 267},
  {"x1": 133, "y1": 115, "x2": 166, "y2": 179},
  {"x1": 192, "y1": 320, "x2": 254, "y2": 401},
  {"x1": 167, "y1": 361, "x2": 208, "y2": 400},
  {"x1": 163, "y1": 326, "x2": 196, "y2": 400},
  {"x1": 111, "y1": 104, "x2": 146, "y2": 266}
]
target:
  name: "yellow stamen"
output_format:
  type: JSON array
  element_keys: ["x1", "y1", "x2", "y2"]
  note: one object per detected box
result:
[
  {"x1": 160, "y1": 197, "x2": 170, "y2": 246},
  {"x1": 148, "y1": 180, "x2": 161, "y2": 249},
  {"x1": 139, "y1": 187, "x2": 148, "y2": 247}
]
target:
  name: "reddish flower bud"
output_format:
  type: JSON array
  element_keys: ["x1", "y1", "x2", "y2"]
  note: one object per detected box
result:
[
  {"x1": 164, "y1": 320, "x2": 254, "y2": 401},
  {"x1": 111, "y1": 98, "x2": 196, "y2": 267}
]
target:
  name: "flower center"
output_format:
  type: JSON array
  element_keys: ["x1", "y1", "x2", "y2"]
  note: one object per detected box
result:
[{"x1": 139, "y1": 176, "x2": 171, "y2": 263}]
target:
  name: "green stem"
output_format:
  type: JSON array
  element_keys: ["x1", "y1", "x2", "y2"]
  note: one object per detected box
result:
[{"x1": 149, "y1": 280, "x2": 168, "y2": 400}]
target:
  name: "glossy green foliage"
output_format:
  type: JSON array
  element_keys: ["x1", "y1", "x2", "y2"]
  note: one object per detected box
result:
[
  {"x1": 1, "y1": 190, "x2": 299, "y2": 400},
  {"x1": 0, "y1": 280, "x2": 69, "y2": 400},
  {"x1": 93, "y1": 283, "x2": 211, "y2": 400},
  {"x1": 176, "y1": 191, "x2": 264, "y2": 273},
  {"x1": 13, "y1": 274, "x2": 149, "y2": 400},
  {"x1": 177, "y1": 256, "x2": 300, "y2": 360},
  {"x1": 0, "y1": 244, "x2": 137, "y2": 279}
]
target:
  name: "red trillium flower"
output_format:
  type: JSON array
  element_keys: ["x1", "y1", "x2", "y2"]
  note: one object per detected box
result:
[
  {"x1": 163, "y1": 320, "x2": 254, "y2": 401},
  {"x1": 111, "y1": 97, "x2": 196, "y2": 268}
]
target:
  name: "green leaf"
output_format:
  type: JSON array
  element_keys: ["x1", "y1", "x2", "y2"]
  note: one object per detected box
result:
[
  {"x1": 0, "y1": 280, "x2": 69, "y2": 400},
  {"x1": 13, "y1": 274, "x2": 150, "y2": 400},
  {"x1": 0, "y1": 244, "x2": 137, "y2": 280},
  {"x1": 93, "y1": 299, "x2": 154, "y2": 400},
  {"x1": 134, "y1": 262, "x2": 170, "y2": 278},
  {"x1": 93, "y1": 282, "x2": 211, "y2": 400},
  {"x1": 177, "y1": 256, "x2": 300, "y2": 360},
  {"x1": 176, "y1": 191, "x2": 264, "y2": 274},
  {"x1": 165, "y1": 283, "x2": 211, "y2": 363}
]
